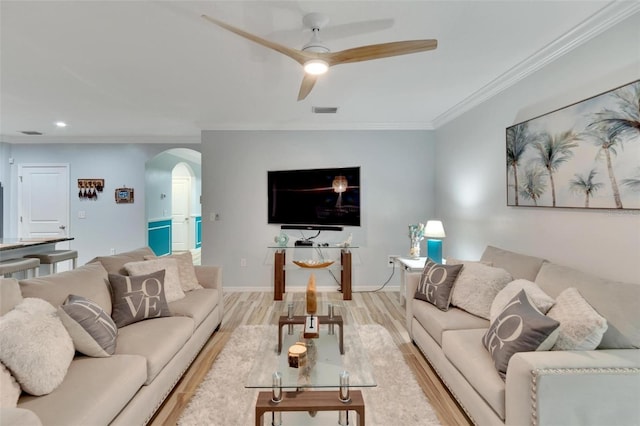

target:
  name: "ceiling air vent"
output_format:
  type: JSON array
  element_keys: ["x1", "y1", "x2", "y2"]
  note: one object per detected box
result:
[
  {"x1": 20, "y1": 131, "x2": 43, "y2": 135},
  {"x1": 312, "y1": 106, "x2": 338, "y2": 114}
]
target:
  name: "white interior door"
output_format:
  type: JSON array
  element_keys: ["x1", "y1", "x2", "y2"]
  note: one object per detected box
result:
[
  {"x1": 172, "y1": 171, "x2": 191, "y2": 252},
  {"x1": 18, "y1": 164, "x2": 70, "y2": 239}
]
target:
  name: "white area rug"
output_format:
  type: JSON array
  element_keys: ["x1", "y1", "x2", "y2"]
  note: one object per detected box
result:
[{"x1": 178, "y1": 324, "x2": 441, "y2": 426}]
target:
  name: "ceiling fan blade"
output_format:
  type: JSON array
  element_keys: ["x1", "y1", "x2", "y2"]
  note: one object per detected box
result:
[
  {"x1": 201, "y1": 14, "x2": 311, "y2": 65},
  {"x1": 297, "y1": 74, "x2": 318, "y2": 101},
  {"x1": 326, "y1": 39, "x2": 437, "y2": 66}
]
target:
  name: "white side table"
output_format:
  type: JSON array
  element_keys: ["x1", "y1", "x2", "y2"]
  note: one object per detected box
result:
[{"x1": 396, "y1": 257, "x2": 427, "y2": 306}]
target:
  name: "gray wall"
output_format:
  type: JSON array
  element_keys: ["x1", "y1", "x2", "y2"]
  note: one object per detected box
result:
[
  {"x1": 200, "y1": 130, "x2": 436, "y2": 290},
  {"x1": 2, "y1": 143, "x2": 200, "y2": 264},
  {"x1": 434, "y1": 13, "x2": 640, "y2": 283}
]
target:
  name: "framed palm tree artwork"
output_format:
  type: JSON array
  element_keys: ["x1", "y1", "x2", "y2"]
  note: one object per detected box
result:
[{"x1": 506, "y1": 79, "x2": 640, "y2": 209}]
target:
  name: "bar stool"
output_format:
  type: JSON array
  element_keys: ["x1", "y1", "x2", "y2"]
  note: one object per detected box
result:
[
  {"x1": 0, "y1": 257, "x2": 40, "y2": 278},
  {"x1": 24, "y1": 250, "x2": 78, "y2": 275}
]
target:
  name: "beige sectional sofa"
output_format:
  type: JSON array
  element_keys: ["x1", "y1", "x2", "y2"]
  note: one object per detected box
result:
[
  {"x1": 406, "y1": 245, "x2": 640, "y2": 426},
  {"x1": 0, "y1": 247, "x2": 223, "y2": 426}
]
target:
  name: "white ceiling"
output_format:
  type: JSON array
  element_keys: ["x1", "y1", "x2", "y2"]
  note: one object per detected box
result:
[{"x1": 1, "y1": 1, "x2": 637, "y2": 143}]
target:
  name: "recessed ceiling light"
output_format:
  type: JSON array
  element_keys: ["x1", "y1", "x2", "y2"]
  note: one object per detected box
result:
[{"x1": 55, "y1": 121, "x2": 67, "y2": 128}]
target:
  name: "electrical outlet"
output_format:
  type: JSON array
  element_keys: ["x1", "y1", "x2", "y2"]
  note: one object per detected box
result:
[
  {"x1": 240, "y1": 258, "x2": 247, "y2": 267},
  {"x1": 387, "y1": 255, "x2": 399, "y2": 267}
]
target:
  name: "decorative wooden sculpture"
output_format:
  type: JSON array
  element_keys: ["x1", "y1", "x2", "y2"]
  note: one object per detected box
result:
[
  {"x1": 304, "y1": 273, "x2": 319, "y2": 338},
  {"x1": 306, "y1": 273, "x2": 317, "y2": 315}
]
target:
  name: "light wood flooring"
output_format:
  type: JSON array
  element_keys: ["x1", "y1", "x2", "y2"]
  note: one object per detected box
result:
[{"x1": 149, "y1": 291, "x2": 473, "y2": 426}]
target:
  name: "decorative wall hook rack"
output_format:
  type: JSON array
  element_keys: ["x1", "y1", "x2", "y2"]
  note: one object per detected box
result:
[{"x1": 78, "y1": 178, "x2": 104, "y2": 200}]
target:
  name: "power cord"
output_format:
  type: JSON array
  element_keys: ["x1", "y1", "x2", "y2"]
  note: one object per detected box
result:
[
  {"x1": 297, "y1": 239, "x2": 397, "y2": 293},
  {"x1": 354, "y1": 262, "x2": 396, "y2": 293}
]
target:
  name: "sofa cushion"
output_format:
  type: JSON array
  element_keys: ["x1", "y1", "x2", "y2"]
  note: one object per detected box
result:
[
  {"x1": 483, "y1": 290, "x2": 560, "y2": 380},
  {"x1": 18, "y1": 355, "x2": 146, "y2": 426},
  {"x1": 451, "y1": 263, "x2": 513, "y2": 320},
  {"x1": 124, "y1": 258, "x2": 185, "y2": 302},
  {"x1": 115, "y1": 316, "x2": 194, "y2": 384},
  {"x1": 58, "y1": 294, "x2": 118, "y2": 357},
  {"x1": 1, "y1": 362, "x2": 21, "y2": 408},
  {"x1": 0, "y1": 278, "x2": 23, "y2": 316},
  {"x1": 0, "y1": 408, "x2": 43, "y2": 426},
  {"x1": 109, "y1": 270, "x2": 172, "y2": 328},
  {"x1": 442, "y1": 328, "x2": 506, "y2": 420},
  {"x1": 146, "y1": 251, "x2": 203, "y2": 292},
  {"x1": 414, "y1": 259, "x2": 463, "y2": 311},
  {"x1": 480, "y1": 245, "x2": 546, "y2": 281},
  {"x1": 168, "y1": 287, "x2": 220, "y2": 329},
  {"x1": 535, "y1": 262, "x2": 639, "y2": 349},
  {"x1": 411, "y1": 298, "x2": 489, "y2": 346},
  {"x1": 0, "y1": 298, "x2": 74, "y2": 396},
  {"x1": 547, "y1": 287, "x2": 608, "y2": 351},
  {"x1": 490, "y1": 279, "x2": 555, "y2": 323},
  {"x1": 88, "y1": 247, "x2": 155, "y2": 275},
  {"x1": 19, "y1": 262, "x2": 112, "y2": 315}
]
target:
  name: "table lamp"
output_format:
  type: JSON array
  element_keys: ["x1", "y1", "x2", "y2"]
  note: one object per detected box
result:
[{"x1": 425, "y1": 220, "x2": 446, "y2": 264}]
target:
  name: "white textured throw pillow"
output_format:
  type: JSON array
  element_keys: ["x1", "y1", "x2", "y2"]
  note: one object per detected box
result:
[
  {"x1": 0, "y1": 298, "x2": 74, "y2": 396},
  {"x1": 490, "y1": 279, "x2": 556, "y2": 323},
  {"x1": 145, "y1": 252, "x2": 202, "y2": 292},
  {"x1": 124, "y1": 258, "x2": 185, "y2": 302},
  {"x1": 0, "y1": 362, "x2": 21, "y2": 407},
  {"x1": 451, "y1": 263, "x2": 513, "y2": 319},
  {"x1": 547, "y1": 287, "x2": 608, "y2": 351}
]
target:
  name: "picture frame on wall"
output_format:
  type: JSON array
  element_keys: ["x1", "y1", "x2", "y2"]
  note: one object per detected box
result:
[
  {"x1": 115, "y1": 187, "x2": 134, "y2": 204},
  {"x1": 506, "y1": 79, "x2": 639, "y2": 210}
]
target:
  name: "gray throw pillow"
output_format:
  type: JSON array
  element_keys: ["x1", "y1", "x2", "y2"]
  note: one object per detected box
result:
[
  {"x1": 58, "y1": 294, "x2": 118, "y2": 357},
  {"x1": 483, "y1": 289, "x2": 560, "y2": 380},
  {"x1": 109, "y1": 270, "x2": 171, "y2": 328},
  {"x1": 414, "y1": 259, "x2": 463, "y2": 311},
  {"x1": 489, "y1": 279, "x2": 556, "y2": 323}
]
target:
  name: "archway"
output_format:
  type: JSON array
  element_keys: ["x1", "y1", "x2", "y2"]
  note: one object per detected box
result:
[{"x1": 145, "y1": 148, "x2": 201, "y2": 258}]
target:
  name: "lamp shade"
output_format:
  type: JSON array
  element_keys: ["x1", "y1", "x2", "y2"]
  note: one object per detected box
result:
[{"x1": 424, "y1": 220, "x2": 446, "y2": 239}]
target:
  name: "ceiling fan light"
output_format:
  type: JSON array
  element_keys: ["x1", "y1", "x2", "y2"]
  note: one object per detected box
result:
[{"x1": 304, "y1": 59, "x2": 329, "y2": 75}]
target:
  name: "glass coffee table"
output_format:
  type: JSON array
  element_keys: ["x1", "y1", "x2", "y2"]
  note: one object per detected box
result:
[{"x1": 247, "y1": 313, "x2": 376, "y2": 426}]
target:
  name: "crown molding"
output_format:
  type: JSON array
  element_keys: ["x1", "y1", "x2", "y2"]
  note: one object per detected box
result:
[{"x1": 431, "y1": 1, "x2": 640, "y2": 129}]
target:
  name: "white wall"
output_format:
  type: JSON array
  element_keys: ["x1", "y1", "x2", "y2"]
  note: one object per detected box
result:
[
  {"x1": 434, "y1": 14, "x2": 640, "y2": 283},
  {"x1": 2, "y1": 143, "x2": 200, "y2": 264},
  {"x1": 201, "y1": 130, "x2": 435, "y2": 290}
]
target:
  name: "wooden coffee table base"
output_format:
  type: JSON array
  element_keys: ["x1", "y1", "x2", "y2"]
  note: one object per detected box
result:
[{"x1": 255, "y1": 390, "x2": 364, "y2": 426}]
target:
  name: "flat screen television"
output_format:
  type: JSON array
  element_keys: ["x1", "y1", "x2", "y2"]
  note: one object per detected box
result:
[{"x1": 268, "y1": 166, "x2": 360, "y2": 227}]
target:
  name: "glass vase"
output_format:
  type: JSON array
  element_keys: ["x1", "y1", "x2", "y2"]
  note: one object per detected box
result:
[{"x1": 409, "y1": 237, "x2": 421, "y2": 258}]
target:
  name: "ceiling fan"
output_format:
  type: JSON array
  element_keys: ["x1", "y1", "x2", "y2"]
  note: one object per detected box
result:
[{"x1": 201, "y1": 13, "x2": 437, "y2": 101}]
